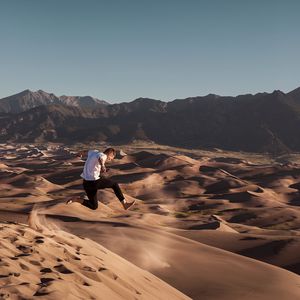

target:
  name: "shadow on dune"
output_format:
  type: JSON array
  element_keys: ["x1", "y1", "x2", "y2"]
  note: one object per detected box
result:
[
  {"x1": 45, "y1": 169, "x2": 83, "y2": 185},
  {"x1": 204, "y1": 179, "x2": 245, "y2": 194},
  {"x1": 114, "y1": 162, "x2": 140, "y2": 171},
  {"x1": 110, "y1": 171, "x2": 153, "y2": 183},
  {"x1": 187, "y1": 221, "x2": 222, "y2": 230},
  {"x1": 239, "y1": 236, "x2": 266, "y2": 241},
  {"x1": 47, "y1": 214, "x2": 133, "y2": 227},
  {"x1": 228, "y1": 212, "x2": 257, "y2": 223},
  {"x1": 210, "y1": 191, "x2": 259, "y2": 203},
  {"x1": 241, "y1": 167, "x2": 300, "y2": 187},
  {"x1": 289, "y1": 182, "x2": 300, "y2": 190},
  {"x1": 188, "y1": 202, "x2": 221, "y2": 211},
  {"x1": 238, "y1": 239, "x2": 293, "y2": 259},
  {"x1": 288, "y1": 194, "x2": 300, "y2": 206},
  {"x1": 285, "y1": 263, "x2": 300, "y2": 275},
  {"x1": 14, "y1": 161, "x2": 60, "y2": 170}
]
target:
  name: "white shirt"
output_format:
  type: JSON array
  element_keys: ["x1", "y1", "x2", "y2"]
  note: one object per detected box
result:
[{"x1": 80, "y1": 150, "x2": 107, "y2": 181}]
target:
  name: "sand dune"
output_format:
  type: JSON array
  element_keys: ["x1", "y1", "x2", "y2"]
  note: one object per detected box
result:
[
  {"x1": 31, "y1": 212, "x2": 299, "y2": 300},
  {"x1": 0, "y1": 221, "x2": 189, "y2": 300},
  {"x1": 1, "y1": 143, "x2": 300, "y2": 299}
]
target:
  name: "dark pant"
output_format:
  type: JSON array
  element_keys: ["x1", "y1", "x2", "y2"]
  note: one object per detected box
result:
[{"x1": 82, "y1": 178, "x2": 125, "y2": 210}]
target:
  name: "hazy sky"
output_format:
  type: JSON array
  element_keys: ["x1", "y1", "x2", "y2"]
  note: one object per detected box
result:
[{"x1": 0, "y1": 0, "x2": 299, "y2": 102}]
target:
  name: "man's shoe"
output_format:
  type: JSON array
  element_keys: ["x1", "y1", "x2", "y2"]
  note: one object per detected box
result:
[{"x1": 122, "y1": 200, "x2": 135, "y2": 210}]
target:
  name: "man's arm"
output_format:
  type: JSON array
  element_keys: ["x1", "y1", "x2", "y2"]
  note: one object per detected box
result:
[{"x1": 99, "y1": 156, "x2": 107, "y2": 172}]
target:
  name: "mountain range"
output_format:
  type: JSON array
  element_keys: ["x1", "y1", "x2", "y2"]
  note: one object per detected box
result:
[
  {"x1": 0, "y1": 89, "x2": 108, "y2": 113},
  {"x1": 1, "y1": 87, "x2": 300, "y2": 153}
]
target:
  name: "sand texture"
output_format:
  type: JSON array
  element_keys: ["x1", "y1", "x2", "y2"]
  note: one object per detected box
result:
[{"x1": 1, "y1": 143, "x2": 300, "y2": 299}]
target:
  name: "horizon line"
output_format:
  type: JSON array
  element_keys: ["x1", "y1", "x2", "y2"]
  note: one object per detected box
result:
[{"x1": 0, "y1": 86, "x2": 299, "y2": 104}]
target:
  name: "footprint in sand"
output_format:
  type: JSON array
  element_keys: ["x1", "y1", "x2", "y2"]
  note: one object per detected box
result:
[
  {"x1": 19, "y1": 262, "x2": 30, "y2": 271},
  {"x1": 98, "y1": 267, "x2": 118, "y2": 280},
  {"x1": 0, "y1": 259, "x2": 10, "y2": 267},
  {"x1": 3, "y1": 236, "x2": 18, "y2": 243},
  {"x1": 40, "y1": 277, "x2": 55, "y2": 286},
  {"x1": 29, "y1": 260, "x2": 42, "y2": 266},
  {"x1": 40, "y1": 267, "x2": 52, "y2": 273},
  {"x1": 0, "y1": 292, "x2": 9, "y2": 299},
  {"x1": 72, "y1": 273, "x2": 96, "y2": 285},
  {"x1": 75, "y1": 246, "x2": 83, "y2": 256},
  {"x1": 16, "y1": 245, "x2": 33, "y2": 253},
  {"x1": 16, "y1": 253, "x2": 31, "y2": 258},
  {"x1": 9, "y1": 272, "x2": 21, "y2": 277},
  {"x1": 34, "y1": 287, "x2": 50, "y2": 297},
  {"x1": 9, "y1": 257, "x2": 19, "y2": 261},
  {"x1": 35, "y1": 239, "x2": 44, "y2": 244},
  {"x1": 53, "y1": 264, "x2": 73, "y2": 274},
  {"x1": 82, "y1": 266, "x2": 96, "y2": 272}
]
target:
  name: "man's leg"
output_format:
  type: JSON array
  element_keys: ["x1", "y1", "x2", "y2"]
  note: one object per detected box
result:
[
  {"x1": 82, "y1": 181, "x2": 98, "y2": 210},
  {"x1": 96, "y1": 177, "x2": 135, "y2": 210},
  {"x1": 96, "y1": 178, "x2": 125, "y2": 202}
]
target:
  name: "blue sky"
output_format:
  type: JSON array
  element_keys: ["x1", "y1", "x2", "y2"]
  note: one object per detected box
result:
[{"x1": 0, "y1": 0, "x2": 299, "y2": 102}]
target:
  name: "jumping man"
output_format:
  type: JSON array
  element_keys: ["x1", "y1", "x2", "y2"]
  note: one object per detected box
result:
[{"x1": 67, "y1": 148, "x2": 135, "y2": 210}]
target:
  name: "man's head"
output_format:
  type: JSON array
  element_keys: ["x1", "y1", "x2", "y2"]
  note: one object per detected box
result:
[{"x1": 104, "y1": 147, "x2": 116, "y2": 161}]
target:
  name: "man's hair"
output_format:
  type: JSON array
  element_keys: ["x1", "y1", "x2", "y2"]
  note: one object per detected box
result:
[{"x1": 104, "y1": 147, "x2": 116, "y2": 156}]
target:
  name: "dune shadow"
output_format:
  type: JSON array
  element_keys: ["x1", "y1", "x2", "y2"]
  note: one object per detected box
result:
[
  {"x1": 188, "y1": 202, "x2": 221, "y2": 211},
  {"x1": 238, "y1": 239, "x2": 293, "y2": 259},
  {"x1": 115, "y1": 162, "x2": 140, "y2": 171},
  {"x1": 285, "y1": 262, "x2": 300, "y2": 275},
  {"x1": 288, "y1": 195, "x2": 300, "y2": 206},
  {"x1": 210, "y1": 191, "x2": 253, "y2": 203},
  {"x1": 45, "y1": 169, "x2": 82, "y2": 185},
  {"x1": 188, "y1": 221, "x2": 221, "y2": 230},
  {"x1": 229, "y1": 212, "x2": 257, "y2": 223},
  {"x1": 47, "y1": 214, "x2": 133, "y2": 227},
  {"x1": 204, "y1": 180, "x2": 245, "y2": 194},
  {"x1": 239, "y1": 236, "x2": 265, "y2": 241},
  {"x1": 110, "y1": 171, "x2": 153, "y2": 184}
]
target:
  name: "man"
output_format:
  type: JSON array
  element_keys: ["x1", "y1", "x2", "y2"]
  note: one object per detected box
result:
[{"x1": 67, "y1": 147, "x2": 135, "y2": 210}]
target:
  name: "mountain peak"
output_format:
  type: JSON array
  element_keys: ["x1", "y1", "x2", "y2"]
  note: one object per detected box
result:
[
  {"x1": 272, "y1": 89, "x2": 285, "y2": 95},
  {"x1": 19, "y1": 89, "x2": 52, "y2": 97},
  {"x1": 19, "y1": 89, "x2": 33, "y2": 95},
  {"x1": 205, "y1": 93, "x2": 220, "y2": 99},
  {"x1": 132, "y1": 97, "x2": 161, "y2": 103}
]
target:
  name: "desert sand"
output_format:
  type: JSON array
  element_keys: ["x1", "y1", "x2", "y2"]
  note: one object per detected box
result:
[
  {"x1": 0, "y1": 221, "x2": 189, "y2": 300},
  {"x1": 1, "y1": 142, "x2": 300, "y2": 299}
]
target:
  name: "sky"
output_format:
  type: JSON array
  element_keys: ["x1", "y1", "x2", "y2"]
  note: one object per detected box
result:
[{"x1": 0, "y1": 0, "x2": 299, "y2": 103}]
